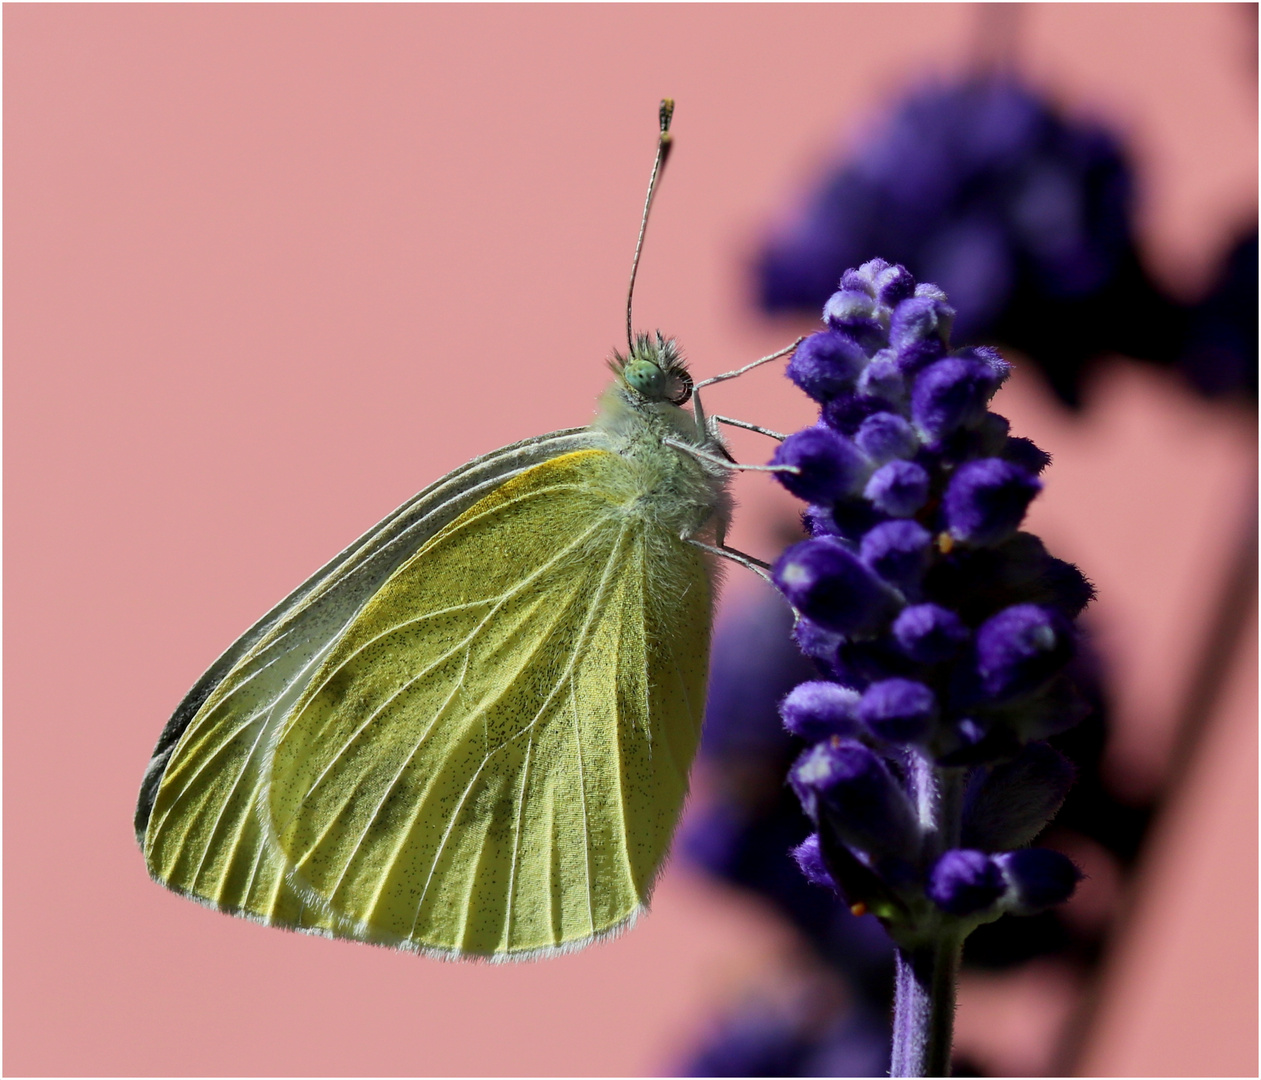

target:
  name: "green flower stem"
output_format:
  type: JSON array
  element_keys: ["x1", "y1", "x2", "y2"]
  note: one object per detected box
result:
[{"x1": 891, "y1": 757, "x2": 966, "y2": 1077}]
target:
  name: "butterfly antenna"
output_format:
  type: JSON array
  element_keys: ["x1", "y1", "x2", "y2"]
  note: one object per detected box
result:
[{"x1": 626, "y1": 98, "x2": 674, "y2": 351}]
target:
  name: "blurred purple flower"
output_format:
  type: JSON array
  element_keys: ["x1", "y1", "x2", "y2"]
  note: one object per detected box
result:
[
  {"x1": 1179, "y1": 227, "x2": 1258, "y2": 400},
  {"x1": 757, "y1": 77, "x2": 1187, "y2": 407}
]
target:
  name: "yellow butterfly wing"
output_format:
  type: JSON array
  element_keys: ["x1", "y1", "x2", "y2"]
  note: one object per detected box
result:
[
  {"x1": 264, "y1": 447, "x2": 712, "y2": 958},
  {"x1": 140, "y1": 430, "x2": 599, "y2": 933}
]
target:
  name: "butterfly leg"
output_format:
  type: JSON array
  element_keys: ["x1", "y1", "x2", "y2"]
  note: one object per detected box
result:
[
  {"x1": 686, "y1": 538, "x2": 773, "y2": 584},
  {"x1": 662, "y1": 438, "x2": 798, "y2": 476},
  {"x1": 712, "y1": 416, "x2": 786, "y2": 441},
  {"x1": 693, "y1": 337, "x2": 804, "y2": 392}
]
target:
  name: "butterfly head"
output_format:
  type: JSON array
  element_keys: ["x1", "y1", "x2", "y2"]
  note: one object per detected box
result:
[{"x1": 612, "y1": 331, "x2": 693, "y2": 406}]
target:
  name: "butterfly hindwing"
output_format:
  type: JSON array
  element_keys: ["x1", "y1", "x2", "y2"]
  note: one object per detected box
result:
[{"x1": 264, "y1": 448, "x2": 712, "y2": 957}]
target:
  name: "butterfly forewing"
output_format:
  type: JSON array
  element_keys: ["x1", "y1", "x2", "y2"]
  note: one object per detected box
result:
[
  {"x1": 264, "y1": 448, "x2": 712, "y2": 957},
  {"x1": 141, "y1": 429, "x2": 599, "y2": 929}
]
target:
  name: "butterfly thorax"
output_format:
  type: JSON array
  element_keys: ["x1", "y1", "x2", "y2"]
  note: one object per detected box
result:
[{"x1": 593, "y1": 333, "x2": 731, "y2": 543}]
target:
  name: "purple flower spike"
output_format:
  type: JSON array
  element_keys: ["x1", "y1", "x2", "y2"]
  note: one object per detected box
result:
[
  {"x1": 791, "y1": 833, "x2": 838, "y2": 892},
  {"x1": 860, "y1": 520, "x2": 932, "y2": 592},
  {"x1": 892, "y1": 603, "x2": 970, "y2": 664},
  {"x1": 789, "y1": 739, "x2": 918, "y2": 858},
  {"x1": 769, "y1": 260, "x2": 1094, "y2": 997},
  {"x1": 865, "y1": 459, "x2": 930, "y2": 517},
  {"x1": 911, "y1": 357, "x2": 1003, "y2": 443},
  {"x1": 927, "y1": 849, "x2": 1005, "y2": 915},
  {"x1": 995, "y1": 848, "x2": 1082, "y2": 913},
  {"x1": 856, "y1": 411, "x2": 919, "y2": 462},
  {"x1": 773, "y1": 538, "x2": 900, "y2": 637},
  {"x1": 944, "y1": 458, "x2": 1041, "y2": 546},
  {"x1": 772, "y1": 426, "x2": 871, "y2": 503},
  {"x1": 857, "y1": 678, "x2": 938, "y2": 743},
  {"x1": 786, "y1": 330, "x2": 868, "y2": 402},
  {"x1": 780, "y1": 681, "x2": 862, "y2": 741},
  {"x1": 976, "y1": 603, "x2": 1073, "y2": 699}
]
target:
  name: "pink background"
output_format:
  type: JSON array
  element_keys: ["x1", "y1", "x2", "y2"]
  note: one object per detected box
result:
[{"x1": 6, "y1": 4, "x2": 1256, "y2": 1076}]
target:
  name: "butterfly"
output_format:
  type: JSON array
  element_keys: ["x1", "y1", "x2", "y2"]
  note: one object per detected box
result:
[{"x1": 135, "y1": 100, "x2": 798, "y2": 960}]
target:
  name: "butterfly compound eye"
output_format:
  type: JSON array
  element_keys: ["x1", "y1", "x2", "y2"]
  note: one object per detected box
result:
[{"x1": 623, "y1": 357, "x2": 669, "y2": 399}]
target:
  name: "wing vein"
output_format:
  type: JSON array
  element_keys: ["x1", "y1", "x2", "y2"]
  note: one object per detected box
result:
[
  {"x1": 501, "y1": 519, "x2": 632, "y2": 948},
  {"x1": 326, "y1": 648, "x2": 474, "y2": 914},
  {"x1": 292, "y1": 513, "x2": 611, "y2": 747},
  {"x1": 408, "y1": 517, "x2": 632, "y2": 946},
  {"x1": 569, "y1": 678, "x2": 595, "y2": 936}
]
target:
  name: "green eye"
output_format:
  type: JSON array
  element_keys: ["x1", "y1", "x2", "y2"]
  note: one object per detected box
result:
[{"x1": 623, "y1": 358, "x2": 667, "y2": 398}]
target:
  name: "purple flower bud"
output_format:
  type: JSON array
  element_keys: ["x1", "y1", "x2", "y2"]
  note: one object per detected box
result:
[
  {"x1": 927, "y1": 849, "x2": 1005, "y2": 915},
  {"x1": 1004, "y1": 436, "x2": 1052, "y2": 474},
  {"x1": 856, "y1": 350, "x2": 906, "y2": 406},
  {"x1": 871, "y1": 262, "x2": 917, "y2": 306},
  {"x1": 839, "y1": 264, "x2": 878, "y2": 295},
  {"x1": 802, "y1": 504, "x2": 842, "y2": 537},
  {"x1": 995, "y1": 848, "x2": 1081, "y2": 913},
  {"x1": 791, "y1": 833, "x2": 838, "y2": 892},
  {"x1": 785, "y1": 330, "x2": 868, "y2": 402},
  {"x1": 857, "y1": 678, "x2": 938, "y2": 743},
  {"x1": 803, "y1": 500, "x2": 884, "y2": 546},
  {"x1": 891, "y1": 295, "x2": 955, "y2": 375},
  {"x1": 976, "y1": 603, "x2": 1073, "y2": 699},
  {"x1": 891, "y1": 603, "x2": 970, "y2": 663},
  {"x1": 792, "y1": 616, "x2": 841, "y2": 666},
  {"x1": 865, "y1": 459, "x2": 930, "y2": 517},
  {"x1": 824, "y1": 288, "x2": 887, "y2": 343},
  {"x1": 912, "y1": 357, "x2": 1004, "y2": 443},
  {"x1": 855, "y1": 411, "x2": 919, "y2": 462},
  {"x1": 944, "y1": 458, "x2": 1041, "y2": 545},
  {"x1": 860, "y1": 520, "x2": 932, "y2": 592},
  {"x1": 914, "y1": 282, "x2": 950, "y2": 304},
  {"x1": 962, "y1": 742, "x2": 1076, "y2": 850},
  {"x1": 772, "y1": 426, "x2": 871, "y2": 503},
  {"x1": 843, "y1": 259, "x2": 918, "y2": 309},
  {"x1": 789, "y1": 739, "x2": 918, "y2": 857},
  {"x1": 953, "y1": 344, "x2": 1012, "y2": 385},
  {"x1": 823, "y1": 392, "x2": 888, "y2": 435},
  {"x1": 780, "y1": 681, "x2": 862, "y2": 741},
  {"x1": 774, "y1": 538, "x2": 901, "y2": 637}
]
